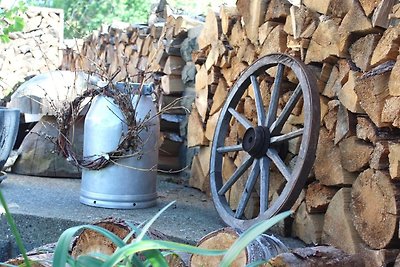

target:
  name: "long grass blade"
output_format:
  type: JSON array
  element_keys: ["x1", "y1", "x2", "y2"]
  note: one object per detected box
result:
[
  {"x1": 136, "y1": 201, "x2": 176, "y2": 242},
  {"x1": 220, "y1": 211, "x2": 293, "y2": 267},
  {"x1": 0, "y1": 189, "x2": 30, "y2": 267},
  {"x1": 76, "y1": 255, "x2": 106, "y2": 267},
  {"x1": 103, "y1": 239, "x2": 226, "y2": 266}
]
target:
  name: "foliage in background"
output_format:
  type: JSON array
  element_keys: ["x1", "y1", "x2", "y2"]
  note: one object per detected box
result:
[
  {"x1": 0, "y1": 1, "x2": 26, "y2": 42},
  {"x1": 26, "y1": 0, "x2": 152, "y2": 38}
]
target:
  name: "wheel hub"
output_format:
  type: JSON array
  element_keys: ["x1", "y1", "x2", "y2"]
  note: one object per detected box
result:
[{"x1": 242, "y1": 126, "x2": 270, "y2": 158}]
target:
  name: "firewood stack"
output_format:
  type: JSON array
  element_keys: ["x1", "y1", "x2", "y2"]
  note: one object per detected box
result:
[
  {"x1": 0, "y1": 6, "x2": 63, "y2": 101},
  {"x1": 187, "y1": 0, "x2": 400, "y2": 264},
  {"x1": 61, "y1": 5, "x2": 203, "y2": 172}
]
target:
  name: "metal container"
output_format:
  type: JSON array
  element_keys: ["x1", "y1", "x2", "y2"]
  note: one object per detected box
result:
[
  {"x1": 0, "y1": 108, "x2": 20, "y2": 183},
  {"x1": 81, "y1": 83, "x2": 159, "y2": 209}
]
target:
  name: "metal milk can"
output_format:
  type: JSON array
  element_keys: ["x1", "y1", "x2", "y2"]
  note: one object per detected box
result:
[{"x1": 80, "y1": 83, "x2": 159, "y2": 209}]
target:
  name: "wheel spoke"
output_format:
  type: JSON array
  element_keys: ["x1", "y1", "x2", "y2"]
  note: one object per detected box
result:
[
  {"x1": 265, "y1": 63, "x2": 284, "y2": 127},
  {"x1": 270, "y1": 84, "x2": 302, "y2": 135},
  {"x1": 270, "y1": 128, "x2": 303, "y2": 144},
  {"x1": 250, "y1": 75, "x2": 266, "y2": 126},
  {"x1": 218, "y1": 156, "x2": 254, "y2": 196},
  {"x1": 259, "y1": 156, "x2": 271, "y2": 214},
  {"x1": 217, "y1": 144, "x2": 243, "y2": 154},
  {"x1": 235, "y1": 160, "x2": 260, "y2": 219},
  {"x1": 267, "y1": 148, "x2": 291, "y2": 182},
  {"x1": 228, "y1": 108, "x2": 253, "y2": 129}
]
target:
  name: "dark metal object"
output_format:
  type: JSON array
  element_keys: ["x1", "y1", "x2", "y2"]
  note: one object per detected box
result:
[{"x1": 210, "y1": 53, "x2": 320, "y2": 230}]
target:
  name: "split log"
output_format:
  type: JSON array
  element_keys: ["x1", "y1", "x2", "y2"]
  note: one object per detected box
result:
[
  {"x1": 338, "y1": 2, "x2": 374, "y2": 57},
  {"x1": 259, "y1": 24, "x2": 288, "y2": 57},
  {"x1": 164, "y1": 56, "x2": 185, "y2": 75},
  {"x1": 370, "y1": 25, "x2": 400, "y2": 67},
  {"x1": 370, "y1": 142, "x2": 390, "y2": 170},
  {"x1": 372, "y1": 0, "x2": 396, "y2": 29},
  {"x1": 354, "y1": 63, "x2": 392, "y2": 128},
  {"x1": 236, "y1": 0, "x2": 268, "y2": 45},
  {"x1": 359, "y1": 0, "x2": 381, "y2": 16},
  {"x1": 338, "y1": 136, "x2": 374, "y2": 172},
  {"x1": 382, "y1": 96, "x2": 400, "y2": 126},
  {"x1": 337, "y1": 70, "x2": 364, "y2": 114},
  {"x1": 334, "y1": 102, "x2": 355, "y2": 145},
  {"x1": 187, "y1": 106, "x2": 208, "y2": 147},
  {"x1": 267, "y1": 246, "x2": 364, "y2": 267},
  {"x1": 304, "y1": 18, "x2": 340, "y2": 64},
  {"x1": 351, "y1": 169, "x2": 400, "y2": 249},
  {"x1": 205, "y1": 110, "x2": 221, "y2": 141},
  {"x1": 389, "y1": 142, "x2": 400, "y2": 179},
  {"x1": 291, "y1": 202, "x2": 324, "y2": 244},
  {"x1": 265, "y1": 0, "x2": 290, "y2": 22},
  {"x1": 189, "y1": 147, "x2": 211, "y2": 192},
  {"x1": 323, "y1": 100, "x2": 340, "y2": 135},
  {"x1": 389, "y1": 55, "x2": 400, "y2": 96},
  {"x1": 315, "y1": 128, "x2": 357, "y2": 186},
  {"x1": 197, "y1": 10, "x2": 221, "y2": 50},
  {"x1": 359, "y1": 245, "x2": 400, "y2": 267},
  {"x1": 161, "y1": 75, "x2": 185, "y2": 95},
  {"x1": 305, "y1": 181, "x2": 338, "y2": 213},
  {"x1": 220, "y1": 5, "x2": 240, "y2": 36},
  {"x1": 189, "y1": 227, "x2": 288, "y2": 266},
  {"x1": 209, "y1": 78, "x2": 228, "y2": 116},
  {"x1": 349, "y1": 34, "x2": 381, "y2": 72},
  {"x1": 322, "y1": 188, "x2": 364, "y2": 254},
  {"x1": 195, "y1": 86, "x2": 209, "y2": 122},
  {"x1": 260, "y1": 21, "x2": 280, "y2": 46}
]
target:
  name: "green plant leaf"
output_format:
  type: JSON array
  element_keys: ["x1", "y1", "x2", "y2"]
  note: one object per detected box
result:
[
  {"x1": 219, "y1": 211, "x2": 292, "y2": 267},
  {"x1": 13, "y1": 17, "x2": 24, "y2": 31},
  {"x1": 0, "y1": 262, "x2": 18, "y2": 267},
  {"x1": 103, "y1": 239, "x2": 226, "y2": 266},
  {"x1": 53, "y1": 224, "x2": 126, "y2": 266},
  {"x1": 136, "y1": 201, "x2": 176, "y2": 242},
  {"x1": 0, "y1": 189, "x2": 31, "y2": 267},
  {"x1": 76, "y1": 255, "x2": 106, "y2": 267}
]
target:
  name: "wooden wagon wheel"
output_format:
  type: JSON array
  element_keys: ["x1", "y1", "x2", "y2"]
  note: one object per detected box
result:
[{"x1": 210, "y1": 53, "x2": 320, "y2": 230}]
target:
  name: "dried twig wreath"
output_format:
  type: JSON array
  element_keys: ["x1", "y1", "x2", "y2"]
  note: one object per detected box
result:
[{"x1": 56, "y1": 81, "x2": 185, "y2": 171}]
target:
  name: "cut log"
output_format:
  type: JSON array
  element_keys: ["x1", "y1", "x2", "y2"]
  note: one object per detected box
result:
[
  {"x1": 349, "y1": 34, "x2": 381, "y2": 72},
  {"x1": 236, "y1": 0, "x2": 268, "y2": 45},
  {"x1": 315, "y1": 128, "x2": 357, "y2": 186},
  {"x1": 370, "y1": 25, "x2": 400, "y2": 67},
  {"x1": 267, "y1": 246, "x2": 364, "y2": 266},
  {"x1": 351, "y1": 169, "x2": 400, "y2": 249},
  {"x1": 370, "y1": 142, "x2": 390, "y2": 170},
  {"x1": 72, "y1": 218, "x2": 167, "y2": 256},
  {"x1": 292, "y1": 202, "x2": 324, "y2": 244},
  {"x1": 389, "y1": 56, "x2": 400, "y2": 96},
  {"x1": 305, "y1": 181, "x2": 338, "y2": 213},
  {"x1": 322, "y1": 188, "x2": 364, "y2": 254},
  {"x1": 354, "y1": 63, "x2": 392, "y2": 127},
  {"x1": 372, "y1": 0, "x2": 396, "y2": 29},
  {"x1": 187, "y1": 106, "x2": 208, "y2": 147},
  {"x1": 389, "y1": 142, "x2": 400, "y2": 179},
  {"x1": 337, "y1": 70, "x2": 364, "y2": 114},
  {"x1": 359, "y1": 245, "x2": 400, "y2": 267},
  {"x1": 189, "y1": 227, "x2": 288, "y2": 266},
  {"x1": 339, "y1": 136, "x2": 374, "y2": 172},
  {"x1": 305, "y1": 18, "x2": 340, "y2": 64}
]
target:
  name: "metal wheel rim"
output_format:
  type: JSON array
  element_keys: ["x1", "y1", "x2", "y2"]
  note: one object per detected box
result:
[{"x1": 210, "y1": 53, "x2": 320, "y2": 230}]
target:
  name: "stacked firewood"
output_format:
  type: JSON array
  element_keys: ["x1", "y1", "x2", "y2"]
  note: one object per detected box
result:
[
  {"x1": 187, "y1": 0, "x2": 400, "y2": 264},
  {"x1": 61, "y1": 6, "x2": 203, "y2": 172},
  {"x1": 0, "y1": 6, "x2": 63, "y2": 100}
]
